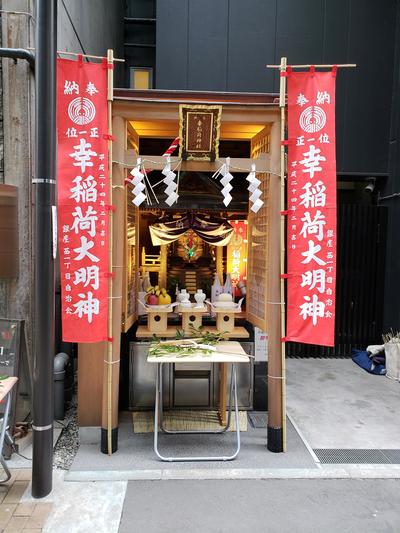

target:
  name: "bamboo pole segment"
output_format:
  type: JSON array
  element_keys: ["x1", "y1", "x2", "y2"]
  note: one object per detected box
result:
[
  {"x1": 105, "y1": 49, "x2": 114, "y2": 455},
  {"x1": 27, "y1": 47, "x2": 125, "y2": 62},
  {"x1": 266, "y1": 121, "x2": 283, "y2": 452},
  {"x1": 266, "y1": 63, "x2": 356, "y2": 68},
  {"x1": 279, "y1": 57, "x2": 287, "y2": 452}
]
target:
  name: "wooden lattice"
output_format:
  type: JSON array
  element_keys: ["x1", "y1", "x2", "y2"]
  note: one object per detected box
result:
[{"x1": 246, "y1": 173, "x2": 270, "y2": 331}]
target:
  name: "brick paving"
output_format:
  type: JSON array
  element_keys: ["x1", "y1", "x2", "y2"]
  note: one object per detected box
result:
[{"x1": 0, "y1": 470, "x2": 52, "y2": 532}]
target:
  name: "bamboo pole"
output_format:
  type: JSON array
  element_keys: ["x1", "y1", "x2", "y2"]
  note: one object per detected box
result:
[
  {"x1": 266, "y1": 63, "x2": 356, "y2": 68},
  {"x1": 27, "y1": 47, "x2": 124, "y2": 62},
  {"x1": 279, "y1": 57, "x2": 287, "y2": 452},
  {"x1": 106, "y1": 49, "x2": 114, "y2": 455},
  {"x1": 266, "y1": 122, "x2": 283, "y2": 452}
]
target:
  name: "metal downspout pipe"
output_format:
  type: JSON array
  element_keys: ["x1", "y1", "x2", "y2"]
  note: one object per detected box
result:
[{"x1": 32, "y1": 0, "x2": 57, "y2": 499}]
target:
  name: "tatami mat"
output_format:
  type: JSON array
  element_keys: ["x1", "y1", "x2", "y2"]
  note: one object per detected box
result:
[{"x1": 132, "y1": 410, "x2": 247, "y2": 433}]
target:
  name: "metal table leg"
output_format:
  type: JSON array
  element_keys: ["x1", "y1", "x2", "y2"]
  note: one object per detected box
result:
[
  {"x1": 0, "y1": 393, "x2": 13, "y2": 483},
  {"x1": 153, "y1": 363, "x2": 241, "y2": 462},
  {"x1": 159, "y1": 363, "x2": 235, "y2": 435}
]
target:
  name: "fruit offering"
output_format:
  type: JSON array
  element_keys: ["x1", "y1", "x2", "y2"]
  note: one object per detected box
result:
[{"x1": 145, "y1": 285, "x2": 171, "y2": 305}]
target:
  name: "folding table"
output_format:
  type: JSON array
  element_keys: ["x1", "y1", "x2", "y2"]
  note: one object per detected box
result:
[
  {"x1": 0, "y1": 377, "x2": 18, "y2": 482},
  {"x1": 147, "y1": 341, "x2": 249, "y2": 462}
]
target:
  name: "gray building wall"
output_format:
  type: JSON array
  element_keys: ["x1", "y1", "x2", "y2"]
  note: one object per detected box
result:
[
  {"x1": 0, "y1": 1, "x2": 124, "y2": 358},
  {"x1": 156, "y1": 0, "x2": 400, "y2": 333},
  {"x1": 0, "y1": 0, "x2": 35, "y2": 331},
  {"x1": 58, "y1": 0, "x2": 125, "y2": 85},
  {"x1": 156, "y1": 0, "x2": 396, "y2": 177},
  {"x1": 383, "y1": 0, "x2": 400, "y2": 332}
]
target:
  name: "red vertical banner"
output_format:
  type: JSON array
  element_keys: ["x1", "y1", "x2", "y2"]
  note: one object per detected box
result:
[
  {"x1": 286, "y1": 70, "x2": 337, "y2": 346},
  {"x1": 57, "y1": 58, "x2": 109, "y2": 342},
  {"x1": 226, "y1": 220, "x2": 248, "y2": 296}
]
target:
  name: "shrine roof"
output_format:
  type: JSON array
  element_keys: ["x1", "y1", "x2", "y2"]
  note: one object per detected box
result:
[{"x1": 113, "y1": 88, "x2": 279, "y2": 106}]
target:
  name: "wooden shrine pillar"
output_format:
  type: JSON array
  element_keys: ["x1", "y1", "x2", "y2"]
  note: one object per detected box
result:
[
  {"x1": 159, "y1": 245, "x2": 167, "y2": 288},
  {"x1": 100, "y1": 113, "x2": 126, "y2": 453},
  {"x1": 267, "y1": 118, "x2": 284, "y2": 452}
]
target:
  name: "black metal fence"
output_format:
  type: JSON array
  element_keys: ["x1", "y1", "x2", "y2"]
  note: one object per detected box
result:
[{"x1": 287, "y1": 204, "x2": 387, "y2": 358}]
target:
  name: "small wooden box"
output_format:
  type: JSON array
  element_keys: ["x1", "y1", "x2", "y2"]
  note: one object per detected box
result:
[
  {"x1": 146, "y1": 307, "x2": 172, "y2": 334},
  {"x1": 178, "y1": 304, "x2": 207, "y2": 334},
  {"x1": 216, "y1": 311, "x2": 235, "y2": 333}
]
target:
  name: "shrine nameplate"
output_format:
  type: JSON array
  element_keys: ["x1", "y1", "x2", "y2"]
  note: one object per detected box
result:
[{"x1": 179, "y1": 104, "x2": 222, "y2": 161}]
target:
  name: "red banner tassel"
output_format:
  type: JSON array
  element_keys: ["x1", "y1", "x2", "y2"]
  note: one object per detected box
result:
[
  {"x1": 77, "y1": 54, "x2": 84, "y2": 67},
  {"x1": 281, "y1": 140, "x2": 290, "y2": 146},
  {"x1": 280, "y1": 210, "x2": 290, "y2": 216},
  {"x1": 332, "y1": 65, "x2": 338, "y2": 78},
  {"x1": 105, "y1": 272, "x2": 115, "y2": 279},
  {"x1": 102, "y1": 57, "x2": 113, "y2": 70},
  {"x1": 281, "y1": 66, "x2": 292, "y2": 77},
  {"x1": 106, "y1": 204, "x2": 116, "y2": 212},
  {"x1": 103, "y1": 134, "x2": 115, "y2": 141}
]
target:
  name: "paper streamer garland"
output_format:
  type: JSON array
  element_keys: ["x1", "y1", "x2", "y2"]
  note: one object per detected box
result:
[
  {"x1": 162, "y1": 156, "x2": 179, "y2": 206},
  {"x1": 246, "y1": 163, "x2": 264, "y2": 213},
  {"x1": 212, "y1": 157, "x2": 234, "y2": 207},
  {"x1": 128, "y1": 158, "x2": 147, "y2": 206}
]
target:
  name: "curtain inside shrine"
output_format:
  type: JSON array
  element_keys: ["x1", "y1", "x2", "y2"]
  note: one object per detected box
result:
[{"x1": 149, "y1": 213, "x2": 234, "y2": 247}]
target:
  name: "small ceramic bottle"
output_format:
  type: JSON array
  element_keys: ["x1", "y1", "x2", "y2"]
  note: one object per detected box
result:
[
  {"x1": 194, "y1": 289, "x2": 206, "y2": 308},
  {"x1": 142, "y1": 272, "x2": 151, "y2": 292},
  {"x1": 179, "y1": 289, "x2": 191, "y2": 307}
]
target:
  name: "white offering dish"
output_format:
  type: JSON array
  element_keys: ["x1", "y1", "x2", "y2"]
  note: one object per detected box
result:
[{"x1": 212, "y1": 301, "x2": 237, "y2": 308}]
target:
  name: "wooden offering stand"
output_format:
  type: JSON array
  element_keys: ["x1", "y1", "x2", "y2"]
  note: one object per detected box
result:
[
  {"x1": 145, "y1": 305, "x2": 173, "y2": 334},
  {"x1": 215, "y1": 309, "x2": 237, "y2": 333},
  {"x1": 209, "y1": 300, "x2": 243, "y2": 334},
  {"x1": 178, "y1": 304, "x2": 208, "y2": 334}
]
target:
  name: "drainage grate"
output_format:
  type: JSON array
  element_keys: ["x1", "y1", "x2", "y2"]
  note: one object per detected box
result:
[
  {"x1": 381, "y1": 450, "x2": 400, "y2": 464},
  {"x1": 313, "y1": 449, "x2": 395, "y2": 464},
  {"x1": 248, "y1": 412, "x2": 268, "y2": 429}
]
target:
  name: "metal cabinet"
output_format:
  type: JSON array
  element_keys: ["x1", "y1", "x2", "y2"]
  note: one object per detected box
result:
[
  {"x1": 173, "y1": 362, "x2": 212, "y2": 407},
  {"x1": 129, "y1": 341, "x2": 254, "y2": 410},
  {"x1": 129, "y1": 342, "x2": 171, "y2": 409}
]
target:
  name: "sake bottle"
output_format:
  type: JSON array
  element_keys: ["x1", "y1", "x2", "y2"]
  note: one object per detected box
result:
[
  {"x1": 211, "y1": 273, "x2": 222, "y2": 303},
  {"x1": 142, "y1": 271, "x2": 151, "y2": 292},
  {"x1": 223, "y1": 273, "x2": 233, "y2": 296}
]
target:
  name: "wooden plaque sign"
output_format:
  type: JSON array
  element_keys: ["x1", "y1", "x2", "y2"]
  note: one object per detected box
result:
[{"x1": 179, "y1": 104, "x2": 222, "y2": 161}]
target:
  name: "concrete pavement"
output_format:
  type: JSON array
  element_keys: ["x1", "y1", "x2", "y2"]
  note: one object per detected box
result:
[{"x1": 118, "y1": 478, "x2": 400, "y2": 533}]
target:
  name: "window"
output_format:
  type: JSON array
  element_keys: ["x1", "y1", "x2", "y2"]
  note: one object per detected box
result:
[{"x1": 130, "y1": 67, "x2": 153, "y2": 89}]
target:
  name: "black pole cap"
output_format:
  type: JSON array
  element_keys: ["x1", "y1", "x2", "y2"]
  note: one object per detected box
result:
[
  {"x1": 267, "y1": 425, "x2": 284, "y2": 453},
  {"x1": 100, "y1": 427, "x2": 118, "y2": 454}
]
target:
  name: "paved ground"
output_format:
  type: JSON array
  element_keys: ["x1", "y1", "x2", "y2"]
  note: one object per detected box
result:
[
  {"x1": 286, "y1": 358, "x2": 400, "y2": 449},
  {"x1": 118, "y1": 478, "x2": 400, "y2": 533},
  {"x1": 68, "y1": 413, "x2": 316, "y2": 480},
  {"x1": 0, "y1": 469, "x2": 52, "y2": 532},
  {"x1": 2, "y1": 357, "x2": 398, "y2": 531}
]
